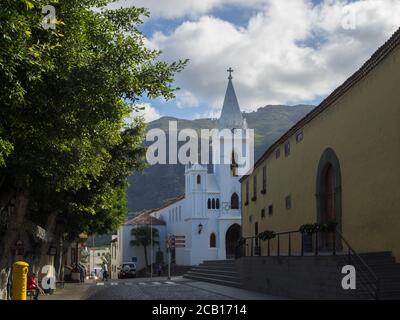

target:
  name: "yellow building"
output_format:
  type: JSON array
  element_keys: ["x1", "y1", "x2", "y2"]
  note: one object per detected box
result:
[{"x1": 240, "y1": 27, "x2": 400, "y2": 261}]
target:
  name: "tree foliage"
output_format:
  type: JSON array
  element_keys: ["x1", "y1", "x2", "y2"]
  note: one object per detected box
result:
[{"x1": 0, "y1": 0, "x2": 186, "y2": 262}]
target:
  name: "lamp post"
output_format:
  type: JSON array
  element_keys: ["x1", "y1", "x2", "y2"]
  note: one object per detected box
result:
[{"x1": 150, "y1": 217, "x2": 153, "y2": 279}]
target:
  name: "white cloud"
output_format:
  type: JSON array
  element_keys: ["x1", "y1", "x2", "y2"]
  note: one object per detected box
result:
[
  {"x1": 108, "y1": 0, "x2": 268, "y2": 19},
  {"x1": 176, "y1": 90, "x2": 200, "y2": 108},
  {"x1": 145, "y1": 0, "x2": 400, "y2": 113},
  {"x1": 127, "y1": 103, "x2": 162, "y2": 123}
]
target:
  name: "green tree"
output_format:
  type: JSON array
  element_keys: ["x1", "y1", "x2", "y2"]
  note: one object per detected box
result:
[
  {"x1": 130, "y1": 226, "x2": 160, "y2": 269},
  {"x1": 0, "y1": 0, "x2": 187, "y2": 298}
]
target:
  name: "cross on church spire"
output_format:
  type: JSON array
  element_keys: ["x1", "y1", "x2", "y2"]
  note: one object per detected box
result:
[{"x1": 227, "y1": 67, "x2": 234, "y2": 80}]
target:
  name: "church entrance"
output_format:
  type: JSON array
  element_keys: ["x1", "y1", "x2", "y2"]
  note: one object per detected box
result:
[
  {"x1": 225, "y1": 224, "x2": 241, "y2": 259},
  {"x1": 316, "y1": 148, "x2": 342, "y2": 252}
]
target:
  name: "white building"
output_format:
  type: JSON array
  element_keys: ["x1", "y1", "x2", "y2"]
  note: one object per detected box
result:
[
  {"x1": 113, "y1": 73, "x2": 246, "y2": 268},
  {"x1": 88, "y1": 247, "x2": 110, "y2": 277},
  {"x1": 151, "y1": 73, "x2": 245, "y2": 266},
  {"x1": 112, "y1": 212, "x2": 167, "y2": 276}
]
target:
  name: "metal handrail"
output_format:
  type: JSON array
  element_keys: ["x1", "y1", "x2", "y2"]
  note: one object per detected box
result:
[
  {"x1": 236, "y1": 227, "x2": 380, "y2": 299},
  {"x1": 335, "y1": 230, "x2": 378, "y2": 282},
  {"x1": 335, "y1": 230, "x2": 380, "y2": 299}
]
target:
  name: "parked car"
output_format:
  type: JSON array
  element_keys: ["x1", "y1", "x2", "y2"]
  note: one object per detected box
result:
[{"x1": 118, "y1": 262, "x2": 137, "y2": 279}]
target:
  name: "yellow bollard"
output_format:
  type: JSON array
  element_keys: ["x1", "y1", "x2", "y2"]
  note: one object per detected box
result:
[{"x1": 12, "y1": 261, "x2": 29, "y2": 300}]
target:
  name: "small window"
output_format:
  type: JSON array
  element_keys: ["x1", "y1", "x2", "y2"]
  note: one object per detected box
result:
[
  {"x1": 249, "y1": 215, "x2": 253, "y2": 223},
  {"x1": 216, "y1": 199, "x2": 220, "y2": 209},
  {"x1": 285, "y1": 195, "x2": 292, "y2": 209},
  {"x1": 210, "y1": 233, "x2": 216, "y2": 248},
  {"x1": 296, "y1": 130, "x2": 303, "y2": 143},
  {"x1": 231, "y1": 152, "x2": 238, "y2": 176},
  {"x1": 212, "y1": 199, "x2": 216, "y2": 209},
  {"x1": 262, "y1": 166, "x2": 267, "y2": 193},
  {"x1": 197, "y1": 175, "x2": 201, "y2": 184},
  {"x1": 231, "y1": 193, "x2": 239, "y2": 209},
  {"x1": 207, "y1": 199, "x2": 211, "y2": 209},
  {"x1": 245, "y1": 181, "x2": 249, "y2": 205},
  {"x1": 261, "y1": 208, "x2": 265, "y2": 218},
  {"x1": 252, "y1": 175, "x2": 257, "y2": 201},
  {"x1": 275, "y1": 148, "x2": 280, "y2": 159},
  {"x1": 285, "y1": 141, "x2": 290, "y2": 157},
  {"x1": 268, "y1": 205, "x2": 273, "y2": 216},
  {"x1": 254, "y1": 222, "x2": 259, "y2": 247}
]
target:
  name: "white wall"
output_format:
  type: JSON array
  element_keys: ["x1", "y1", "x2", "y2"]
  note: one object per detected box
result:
[{"x1": 116, "y1": 224, "x2": 167, "y2": 272}]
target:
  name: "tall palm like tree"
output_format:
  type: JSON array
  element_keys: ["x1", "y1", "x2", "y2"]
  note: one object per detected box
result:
[{"x1": 130, "y1": 226, "x2": 160, "y2": 269}]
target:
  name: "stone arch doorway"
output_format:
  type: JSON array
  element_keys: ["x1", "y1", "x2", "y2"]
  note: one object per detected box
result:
[
  {"x1": 316, "y1": 148, "x2": 342, "y2": 251},
  {"x1": 225, "y1": 223, "x2": 241, "y2": 259}
]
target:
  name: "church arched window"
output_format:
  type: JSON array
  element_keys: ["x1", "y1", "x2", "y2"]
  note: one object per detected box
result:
[
  {"x1": 216, "y1": 199, "x2": 220, "y2": 209},
  {"x1": 212, "y1": 199, "x2": 216, "y2": 209},
  {"x1": 197, "y1": 175, "x2": 201, "y2": 184},
  {"x1": 210, "y1": 233, "x2": 216, "y2": 248},
  {"x1": 207, "y1": 199, "x2": 211, "y2": 209},
  {"x1": 231, "y1": 151, "x2": 238, "y2": 176},
  {"x1": 231, "y1": 193, "x2": 239, "y2": 209}
]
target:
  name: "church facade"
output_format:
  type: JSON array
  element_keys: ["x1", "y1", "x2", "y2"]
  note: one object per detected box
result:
[{"x1": 151, "y1": 74, "x2": 246, "y2": 266}]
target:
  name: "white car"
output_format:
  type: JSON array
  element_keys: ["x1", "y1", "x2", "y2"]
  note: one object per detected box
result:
[{"x1": 118, "y1": 262, "x2": 137, "y2": 279}]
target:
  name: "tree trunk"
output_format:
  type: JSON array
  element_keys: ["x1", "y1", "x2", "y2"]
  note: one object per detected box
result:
[
  {"x1": 54, "y1": 234, "x2": 64, "y2": 281},
  {"x1": 37, "y1": 212, "x2": 59, "y2": 271},
  {"x1": 0, "y1": 189, "x2": 29, "y2": 300}
]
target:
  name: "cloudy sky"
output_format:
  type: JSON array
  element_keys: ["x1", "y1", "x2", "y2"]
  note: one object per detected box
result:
[{"x1": 111, "y1": 0, "x2": 400, "y2": 122}]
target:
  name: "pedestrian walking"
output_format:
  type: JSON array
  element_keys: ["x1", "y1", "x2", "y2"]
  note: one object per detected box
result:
[
  {"x1": 102, "y1": 264, "x2": 109, "y2": 282},
  {"x1": 157, "y1": 263, "x2": 162, "y2": 277}
]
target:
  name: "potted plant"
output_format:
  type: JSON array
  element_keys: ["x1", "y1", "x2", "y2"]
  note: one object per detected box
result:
[{"x1": 258, "y1": 230, "x2": 276, "y2": 241}]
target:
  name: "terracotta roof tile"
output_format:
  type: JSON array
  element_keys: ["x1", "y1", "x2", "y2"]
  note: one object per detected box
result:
[{"x1": 125, "y1": 212, "x2": 166, "y2": 226}]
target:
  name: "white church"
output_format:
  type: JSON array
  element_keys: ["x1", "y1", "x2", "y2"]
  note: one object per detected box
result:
[
  {"x1": 152, "y1": 71, "x2": 248, "y2": 266},
  {"x1": 113, "y1": 71, "x2": 248, "y2": 270}
]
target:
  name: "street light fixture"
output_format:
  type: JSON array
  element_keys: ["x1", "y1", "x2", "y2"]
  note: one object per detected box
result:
[{"x1": 198, "y1": 223, "x2": 203, "y2": 234}]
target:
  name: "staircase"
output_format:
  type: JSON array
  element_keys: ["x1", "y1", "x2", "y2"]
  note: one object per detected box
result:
[
  {"x1": 184, "y1": 260, "x2": 242, "y2": 288},
  {"x1": 357, "y1": 252, "x2": 400, "y2": 300}
]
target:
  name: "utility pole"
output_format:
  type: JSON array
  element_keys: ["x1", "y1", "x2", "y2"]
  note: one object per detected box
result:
[
  {"x1": 150, "y1": 217, "x2": 153, "y2": 279},
  {"x1": 168, "y1": 247, "x2": 171, "y2": 281}
]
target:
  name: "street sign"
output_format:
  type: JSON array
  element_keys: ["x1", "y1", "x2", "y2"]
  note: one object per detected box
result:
[{"x1": 167, "y1": 235, "x2": 185, "y2": 248}]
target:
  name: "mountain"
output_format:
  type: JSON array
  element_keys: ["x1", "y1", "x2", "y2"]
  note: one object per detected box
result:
[{"x1": 126, "y1": 105, "x2": 315, "y2": 212}]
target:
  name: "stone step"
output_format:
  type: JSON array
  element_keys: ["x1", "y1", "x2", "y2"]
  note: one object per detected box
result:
[
  {"x1": 184, "y1": 274, "x2": 242, "y2": 288},
  {"x1": 197, "y1": 264, "x2": 237, "y2": 270},
  {"x1": 203, "y1": 259, "x2": 236, "y2": 263},
  {"x1": 186, "y1": 270, "x2": 241, "y2": 281},
  {"x1": 191, "y1": 268, "x2": 240, "y2": 276},
  {"x1": 359, "y1": 252, "x2": 393, "y2": 259}
]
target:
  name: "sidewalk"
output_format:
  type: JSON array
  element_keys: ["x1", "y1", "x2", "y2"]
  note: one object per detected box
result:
[
  {"x1": 184, "y1": 281, "x2": 287, "y2": 300},
  {"x1": 40, "y1": 281, "x2": 95, "y2": 300}
]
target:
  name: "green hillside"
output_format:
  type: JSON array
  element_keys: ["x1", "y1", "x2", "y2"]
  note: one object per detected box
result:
[{"x1": 127, "y1": 105, "x2": 314, "y2": 212}]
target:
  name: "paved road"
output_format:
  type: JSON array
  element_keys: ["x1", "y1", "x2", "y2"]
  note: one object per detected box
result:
[{"x1": 42, "y1": 276, "x2": 283, "y2": 300}]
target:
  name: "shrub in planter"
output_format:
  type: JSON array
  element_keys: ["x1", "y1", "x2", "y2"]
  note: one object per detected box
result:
[
  {"x1": 258, "y1": 230, "x2": 276, "y2": 241},
  {"x1": 318, "y1": 220, "x2": 338, "y2": 233},
  {"x1": 299, "y1": 223, "x2": 318, "y2": 235},
  {"x1": 237, "y1": 237, "x2": 246, "y2": 246}
]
